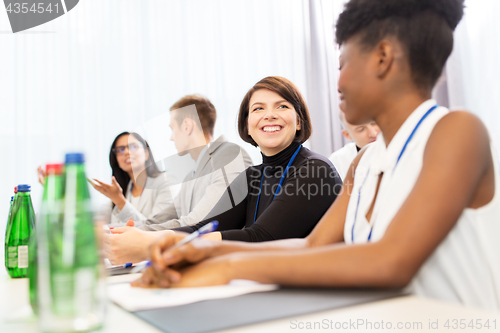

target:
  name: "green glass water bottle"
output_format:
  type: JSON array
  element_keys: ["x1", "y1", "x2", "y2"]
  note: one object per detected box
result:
[
  {"x1": 5, "y1": 187, "x2": 18, "y2": 273},
  {"x1": 5, "y1": 185, "x2": 36, "y2": 278},
  {"x1": 4, "y1": 195, "x2": 14, "y2": 240},
  {"x1": 38, "y1": 153, "x2": 105, "y2": 333},
  {"x1": 4, "y1": 193, "x2": 15, "y2": 272},
  {"x1": 6, "y1": 195, "x2": 14, "y2": 226},
  {"x1": 29, "y1": 164, "x2": 65, "y2": 315}
]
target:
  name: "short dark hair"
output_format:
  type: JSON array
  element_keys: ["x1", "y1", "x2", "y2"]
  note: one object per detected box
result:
[
  {"x1": 335, "y1": 0, "x2": 464, "y2": 90},
  {"x1": 238, "y1": 76, "x2": 312, "y2": 147},
  {"x1": 109, "y1": 131, "x2": 162, "y2": 208},
  {"x1": 170, "y1": 94, "x2": 217, "y2": 137}
]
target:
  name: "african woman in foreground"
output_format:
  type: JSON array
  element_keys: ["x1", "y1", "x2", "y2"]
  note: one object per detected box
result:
[{"x1": 134, "y1": 0, "x2": 500, "y2": 311}]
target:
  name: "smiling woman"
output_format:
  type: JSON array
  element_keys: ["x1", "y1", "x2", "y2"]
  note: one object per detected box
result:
[
  {"x1": 114, "y1": 77, "x2": 342, "y2": 267},
  {"x1": 160, "y1": 76, "x2": 342, "y2": 243}
]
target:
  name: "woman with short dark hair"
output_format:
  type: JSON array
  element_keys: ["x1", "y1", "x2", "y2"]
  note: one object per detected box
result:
[
  {"x1": 167, "y1": 76, "x2": 341, "y2": 242},
  {"x1": 108, "y1": 76, "x2": 341, "y2": 264}
]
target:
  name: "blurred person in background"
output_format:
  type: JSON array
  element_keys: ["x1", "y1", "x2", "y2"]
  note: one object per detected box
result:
[
  {"x1": 103, "y1": 94, "x2": 253, "y2": 264},
  {"x1": 38, "y1": 131, "x2": 172, "y2": 225},
  {"x1": 329, "y1": 110, "x2": 379, "y2": 180}
]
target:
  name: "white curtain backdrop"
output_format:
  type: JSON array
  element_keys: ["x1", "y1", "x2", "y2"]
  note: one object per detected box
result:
[
  {"x1": 303, "y1": 0, "x2": 347, "y2": 156},
  {"x1": 444, "y1": 0, "x2": 500, "y2": 153},
  {"x1": 1, "y1": 0, "x2": 323, "y2": 235}
]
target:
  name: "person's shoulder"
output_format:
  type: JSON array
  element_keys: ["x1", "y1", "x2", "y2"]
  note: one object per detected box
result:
[
  {"x1": 295, "y1": 146, "x2": 337, "y2": 172},
  {"x1": 286, "y1": 147, "x2": 340, "y2": 181},
  {"x1": 426, "y1": 110, "x2": 491, "y2": 166},
  {"x1": 213, "y1": 140, "x2": 254, "y2": 169},
  {"x1": 146, "y1": 173, "x2": 169, "y2": 188},
  {"x1": 245, "y1": 164, "x2": 263, "y2": 178},
  {"x1": 298, "y1": 146, "x2": 330, "y2": 163},
  {"x1": 431, "y1": 111, "x2": 490, "y2": 149},
  {"x1": 212, "y1": 140, "x2": 244, "y2": 158},
  {"x1": 435, "y1": 110, "x2": 486, "y2": 133},
  {"x1": 329, "y1": 142, "x2": 357, "y2": 159},
  {"x1": 329, "y1": 142, "x2": 358, "y2": 165}
]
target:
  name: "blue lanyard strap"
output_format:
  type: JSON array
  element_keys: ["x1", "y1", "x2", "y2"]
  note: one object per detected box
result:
[
  {"x1": 395, "y1": 105, "x2": 438, "y2": 168},
  {"x1": 253, "y1": 145, "x2": 302, "y2": 223},
  {"x1": 352, "y1": 104, "x2": 438, "y2": 243}
]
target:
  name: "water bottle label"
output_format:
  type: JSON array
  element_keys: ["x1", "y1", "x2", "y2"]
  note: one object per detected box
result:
[
  {"x1": 7, "y1": 246, "x2": 18, "y2": 268},
  {"x1": 18, "y1": 245, "x2": 29, "y2": 268}
]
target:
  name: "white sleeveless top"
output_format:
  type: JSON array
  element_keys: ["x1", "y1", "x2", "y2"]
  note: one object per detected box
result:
[{"x1": 344, "y1": 99, "x2": 500, "y2": 312}]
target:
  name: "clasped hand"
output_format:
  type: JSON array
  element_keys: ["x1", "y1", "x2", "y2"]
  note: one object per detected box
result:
[{"x1": 132, "y1": 231, "x2": 223, "y2": 288}]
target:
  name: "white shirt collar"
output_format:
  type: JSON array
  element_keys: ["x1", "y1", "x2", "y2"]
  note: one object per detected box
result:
[{"x1": 371, "y1": 99, "x2": 437, "y2": 175}]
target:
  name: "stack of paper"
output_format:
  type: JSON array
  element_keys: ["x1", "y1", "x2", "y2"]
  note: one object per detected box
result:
[{"x1": 108, "y1": 280, "x2": 279, "y2": 311}]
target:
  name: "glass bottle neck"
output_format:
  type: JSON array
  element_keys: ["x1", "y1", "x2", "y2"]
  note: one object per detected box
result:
[
  {"x1": 64, "y1": 163, "x2": 90, "y2": 200},
  {"x1": 43, "y1": 174, "x2": 65, "y2": 201}
]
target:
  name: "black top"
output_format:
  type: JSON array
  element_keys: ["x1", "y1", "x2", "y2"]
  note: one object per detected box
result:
[{"x1": 174, "y1": 141, "x2": 342, "y2": 242}]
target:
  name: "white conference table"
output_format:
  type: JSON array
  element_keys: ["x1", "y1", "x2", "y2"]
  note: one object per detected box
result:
[{"x1": 1, "y1": 271, "x2": 498, "y2": 333}]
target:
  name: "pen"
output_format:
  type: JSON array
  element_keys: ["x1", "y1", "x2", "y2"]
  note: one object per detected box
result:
[
  {"x1": 109, "y1": 262, "x2": 133, "y2": 270},
  {"x1": 130, "y1": 220, "x2": 219, "y2": 274}
]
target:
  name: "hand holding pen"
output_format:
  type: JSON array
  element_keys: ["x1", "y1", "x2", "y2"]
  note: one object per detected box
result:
[
  {"x1": 131, "y1": 221, "x2": 219, "y2": 287},
  {"x1": 131, "y1": 221, "x2": 219, "y2": 273}
]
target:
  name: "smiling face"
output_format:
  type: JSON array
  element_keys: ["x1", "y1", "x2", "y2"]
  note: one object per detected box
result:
[
  {"x1": 115, "y1": 134, "x2": 149, "y2": 174},
  {"x1": 247, "y1": 89, "x2": 301, "y2": 156}
]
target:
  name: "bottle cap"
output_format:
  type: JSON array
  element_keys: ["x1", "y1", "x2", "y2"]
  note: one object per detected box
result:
[
  {"x1": 14, "y1": 186, "x2": 17, "y2": 194},
  {"x1": 17, "y1": 184, "x2": 31, "y2": 192},
  {"x1": 65, "y1": 153, "x2": 85, "y2": 164},
  {"x1": 46, "y1": 163, "x2": 64, "y2": 175}
]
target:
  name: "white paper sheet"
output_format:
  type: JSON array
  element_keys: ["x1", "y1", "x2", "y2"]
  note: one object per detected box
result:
[
  {"x1": 108, "y1": 280, "x2": 279, "y2": 311},
  {"x1": 106, "y1": 273, "x2": 143, "y2": 285}
]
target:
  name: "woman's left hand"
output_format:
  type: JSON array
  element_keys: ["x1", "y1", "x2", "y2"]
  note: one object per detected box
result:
[
  {"x1": 132, "y1": 255, "x2": 234, "y2": 288},
  {"x1": 89, "y1": 176, "x2": 126, "y2": 209}
]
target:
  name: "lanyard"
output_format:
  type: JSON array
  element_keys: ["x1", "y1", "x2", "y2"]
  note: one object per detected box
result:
[
  {"x1": 394, "y1": 105, "x2": 438, "y2": 171},
  {"x1": 351, "y1": 105, "x2": 438, "y2": 242},
  {"x1": 253, "y1": 145, "x2": 302, "y2": 223}
]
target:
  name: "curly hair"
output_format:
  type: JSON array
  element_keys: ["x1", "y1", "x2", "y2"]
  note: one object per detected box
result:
[{"x1": 335, "y1": 0, "x2": 464, "y2": 90}]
